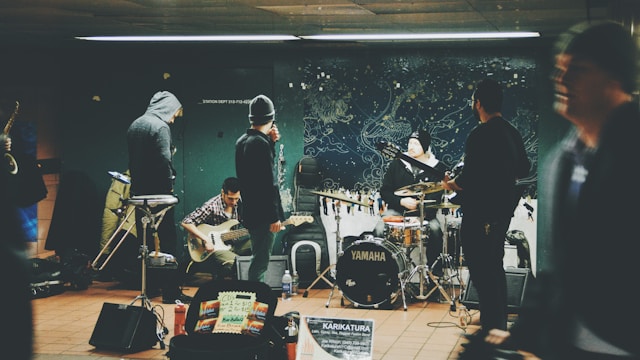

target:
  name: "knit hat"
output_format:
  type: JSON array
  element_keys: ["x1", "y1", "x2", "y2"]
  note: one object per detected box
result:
[
  {"x1": 248, "y1": 94, "x2": 275, "y2": 125},
  {"x1": 409, "y1": 129, "x2": 431, "y2": 152},
  {"x1": 556, "y1": 21, "x2": 637, "y2": 93}
]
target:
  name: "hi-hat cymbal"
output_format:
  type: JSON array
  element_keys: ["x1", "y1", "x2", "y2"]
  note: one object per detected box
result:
[
  {"x1": 310, "y1": 190, "x2": 371, "y2": 207},
  {"x1": 394, "y1": 182, "x2": 444, "y2": 197},
  {"x1": 426, "y1": 202, "x2": 460, "y2": 209}
]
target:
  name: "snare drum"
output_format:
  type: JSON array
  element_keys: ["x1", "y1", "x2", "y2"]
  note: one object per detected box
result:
[
  {"x1": 336, "y1": 237, "x2": 408, "y2": 308},
  {"x1": 383, "y1": 216, "x2": 425, "y2": 247}
]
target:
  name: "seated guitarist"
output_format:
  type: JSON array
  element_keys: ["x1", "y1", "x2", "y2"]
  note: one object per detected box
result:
[{"x1": 181, "y1": 177, "x2": 252, "y2": 280}]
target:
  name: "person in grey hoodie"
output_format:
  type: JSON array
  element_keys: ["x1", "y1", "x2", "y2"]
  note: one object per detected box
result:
[{"x1": 127, "y1": 90, "x2": 191, "y2": 304}]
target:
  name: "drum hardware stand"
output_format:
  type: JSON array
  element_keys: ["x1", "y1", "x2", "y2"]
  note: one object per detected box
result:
[
  {"x1": 424, "y1": 202, "x2": 461, "y2": 311},
  {"x1": 127, "y1": 197, "x2": 176, "y2": 310},
  {"x1": 91, "y1": 203, "x2": 136, "y2": 271},
  {"x1": 92, "y1": 171, "x2": 136, "y2": 272},
  {"x1": 402, "y1": 191, "x2": 454, "y2": 308}
]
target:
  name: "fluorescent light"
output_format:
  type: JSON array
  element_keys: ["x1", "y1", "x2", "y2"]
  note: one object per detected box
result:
[
  {"x1": 300, "y1": 32, "x2": 540, "y2": 41},
  {"x1": 75, "y1": 32, "x2": 540, "y2": 42},
  {"x1": 75, "y1": 35, "x2": 300, "y2": 42}
]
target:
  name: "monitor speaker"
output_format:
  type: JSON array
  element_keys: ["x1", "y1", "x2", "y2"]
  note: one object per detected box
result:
[
  {"x1": 89, "y1": 302, "x2": 158, "y2": 352},
  {"x1": 236, "y1": 255, "x2": 289, "y2": 291},
  {"x1": 462, "y1": 267, "x2": 532, "y2": 313}
]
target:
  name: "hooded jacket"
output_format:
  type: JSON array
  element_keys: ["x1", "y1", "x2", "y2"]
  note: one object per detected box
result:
[{"x1": 127, "y1": 91, "x2": 182, "y2": 195}]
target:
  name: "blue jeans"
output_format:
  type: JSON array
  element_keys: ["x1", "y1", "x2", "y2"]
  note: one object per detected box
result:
[{"x1": 247, "y1": 223, "x2": 275, "y2": 282}]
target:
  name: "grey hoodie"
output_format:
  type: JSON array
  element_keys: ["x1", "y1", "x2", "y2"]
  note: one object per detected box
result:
[{"x1": 127, "y1": 91, "x2": 182, "y2": 195}]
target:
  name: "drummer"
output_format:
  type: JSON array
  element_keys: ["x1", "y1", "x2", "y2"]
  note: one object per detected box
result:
[{"x1": 374, "y1": 129, "x2": 447, "y2": 277}]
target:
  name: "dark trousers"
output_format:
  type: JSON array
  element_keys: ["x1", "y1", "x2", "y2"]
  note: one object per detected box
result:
[{"x1": 461, "y1": 216, "x2": 510, "y2": 332}]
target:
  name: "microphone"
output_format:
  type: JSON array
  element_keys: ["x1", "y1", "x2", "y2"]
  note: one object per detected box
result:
[{"x1": 108, "y1": 171, "x2": 130, "y2": 184}]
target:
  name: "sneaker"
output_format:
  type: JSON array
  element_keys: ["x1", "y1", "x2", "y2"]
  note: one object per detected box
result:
[{"x1": 162, "y1": 292, "x2": 193, "y2": 304}]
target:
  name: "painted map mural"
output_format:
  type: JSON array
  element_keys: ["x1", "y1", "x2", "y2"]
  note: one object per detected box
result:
[{"x1": 299, "y1": 52, "x2": 538, "y2": 199}]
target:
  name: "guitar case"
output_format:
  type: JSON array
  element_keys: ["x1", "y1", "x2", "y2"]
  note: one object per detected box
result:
[{"x1": 282, "y1": 157, "x2": 330, "y2": 288}]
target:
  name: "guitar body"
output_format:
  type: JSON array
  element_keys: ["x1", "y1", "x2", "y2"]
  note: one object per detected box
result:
[
  {"x1": 188, "y1": 220, "x2": 248, "y2": 262},
  {"x1": 188, "y1": 216, "x2": 314, "y2": 262}
]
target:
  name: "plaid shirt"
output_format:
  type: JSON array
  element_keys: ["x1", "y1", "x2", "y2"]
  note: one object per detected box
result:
[{"x1": 181, "y1": 194, "x2": 240, "y2": 227}]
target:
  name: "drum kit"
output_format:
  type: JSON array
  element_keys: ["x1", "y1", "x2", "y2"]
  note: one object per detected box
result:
[{"x1": 309, "y1": 182, "x2": 465, "y2": 311}]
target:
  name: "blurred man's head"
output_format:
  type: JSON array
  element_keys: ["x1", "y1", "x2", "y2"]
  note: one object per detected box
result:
[{"x1": 552, "y1": 21, "x2": 637, "y2": 123}]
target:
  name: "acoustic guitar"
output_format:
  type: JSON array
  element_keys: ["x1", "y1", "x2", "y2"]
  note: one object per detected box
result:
[{"x1": 188, "y1": 215, "x2": 314, "y2": 262}]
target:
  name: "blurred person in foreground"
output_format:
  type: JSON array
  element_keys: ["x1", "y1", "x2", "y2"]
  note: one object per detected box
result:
[
  {"x1": 471, "y1": 20, "x2": 640, "y2": 360},
  {"x1": 1, "y1": 132, "x2": 32, "y2": 359}
]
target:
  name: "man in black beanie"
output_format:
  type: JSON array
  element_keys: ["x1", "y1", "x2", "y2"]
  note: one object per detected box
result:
[
  {"x1": 235, "y1": 94, "x2": 285, "y2": 282},
  {"x1": 470, "y1": 21, "x2": 639, "y2": 359}
]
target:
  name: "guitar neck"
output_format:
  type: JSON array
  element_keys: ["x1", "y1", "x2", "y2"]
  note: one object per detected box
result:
[{"x1": 220, "y1": 228, "x2": 250, "y2": 242}]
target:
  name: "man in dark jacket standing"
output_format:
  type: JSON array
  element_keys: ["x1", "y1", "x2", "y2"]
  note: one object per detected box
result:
[
  {"x1": 235, "y1": 94, "x2": 285, "y2": 282},
  {"x1": 443, "y1": 79, "x2": 530, "y2": 333},
  {"x1": 127, "y1": 90, "x2": 191, "y2": 304}
]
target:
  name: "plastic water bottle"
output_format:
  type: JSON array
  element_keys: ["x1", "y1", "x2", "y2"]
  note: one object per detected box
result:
[
  {"x1": 292, "y1": 271, "x2": 299, "y2": 296},
  {"x1": 282, "y1": 270, "x2": 292, "y2": 301}
]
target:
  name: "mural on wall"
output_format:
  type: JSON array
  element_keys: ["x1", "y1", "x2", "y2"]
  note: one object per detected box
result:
[{"x1": 300, "y1": 53, "x2": 538, "y2": 199}]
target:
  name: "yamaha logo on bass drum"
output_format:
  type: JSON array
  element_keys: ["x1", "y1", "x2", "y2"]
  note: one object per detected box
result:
[{"x1": 348, "y1": 249, "x2": 387, "y2": 262}]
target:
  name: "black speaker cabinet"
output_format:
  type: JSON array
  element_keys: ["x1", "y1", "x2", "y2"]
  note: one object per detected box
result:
[
  {"x1": 462, "y1": 267, "x2": 532, "y2": 313},
  {"x1": 89, "y1": 303, "x2": 158, "y2": 352},
  {"x1": 236, "y1": 255, "x2": 289, "y2": 291}
]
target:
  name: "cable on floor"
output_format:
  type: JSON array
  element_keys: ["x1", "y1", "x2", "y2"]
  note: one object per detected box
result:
[{"x1": 151, "y1": 304, "x2": 168, "y2": 349}]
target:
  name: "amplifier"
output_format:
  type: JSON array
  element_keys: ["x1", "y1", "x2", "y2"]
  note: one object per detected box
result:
[
  {"x1": 89, "y1": 303, "x2": 157, "y2": 352},
  {"x1": 236, "y1": 255, "x2": 289, "y2": 291},
  {"x1": 461, "y1": 267, "x2": 532, "y2": 313}
]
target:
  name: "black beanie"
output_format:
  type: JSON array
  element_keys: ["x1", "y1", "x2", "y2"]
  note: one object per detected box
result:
[
  {"x1": 556, "y1": 21, "x2": 637, "y2": 93},
  {"x1": 248, "y1": 94, "x2": 275, "y2": 125},
  {"x1": 409, "y1": 129, "x2": 431, "y2": 152}
]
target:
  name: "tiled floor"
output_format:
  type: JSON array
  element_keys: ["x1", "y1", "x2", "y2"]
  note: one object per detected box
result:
[{"x1": 32, "y1": 274, "x2": 483, "y2": 360}]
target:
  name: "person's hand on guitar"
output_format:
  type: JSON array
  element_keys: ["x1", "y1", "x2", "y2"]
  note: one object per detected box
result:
[
  {"x1": 270, "y1": 220, "x2": 285, "y2": 233},
  {"x1": 203, "y1": 238, "x2": 216, "y2": 253}
]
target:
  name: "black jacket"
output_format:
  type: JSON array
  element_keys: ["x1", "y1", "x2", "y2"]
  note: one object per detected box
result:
[{"x1": 235, "y1": 128, "x2": 284, "y2": 228}]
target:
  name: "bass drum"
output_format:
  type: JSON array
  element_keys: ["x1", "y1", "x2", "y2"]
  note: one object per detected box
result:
[{"x1": 336, "y1": 237, "x2": 408, "y2": 308}]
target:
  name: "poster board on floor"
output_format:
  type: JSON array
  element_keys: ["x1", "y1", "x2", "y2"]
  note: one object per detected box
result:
[{"x1": 297, "y1": 316, "x2": 374, "y2": 360}]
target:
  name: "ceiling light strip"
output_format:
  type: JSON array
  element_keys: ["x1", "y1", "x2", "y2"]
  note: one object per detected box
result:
[
  {"x1": 300, "y1": 32, "x2": 540, "y2": 41},
  {"x1": 75, "y1": 32, "x2": 540, "y2": 42},
  {"x1": 75, "y1": 35, "x2": 300, "y2": 42}
]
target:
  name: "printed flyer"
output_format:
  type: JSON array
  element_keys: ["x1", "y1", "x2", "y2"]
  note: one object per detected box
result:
[{"x1": 297, "y1": 316, "x2": 374, "y2": 360}]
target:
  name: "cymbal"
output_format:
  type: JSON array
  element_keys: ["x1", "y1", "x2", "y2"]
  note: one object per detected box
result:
[
  {"x1": 310, "y1": 190, "x2": 371, "y2": 207},
  {"x1": 394, "y1": 182, "x2": 444, "y2": 197},
  {"x1": 426, "y1": 202, "x2": 460, "y2": 209}
]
